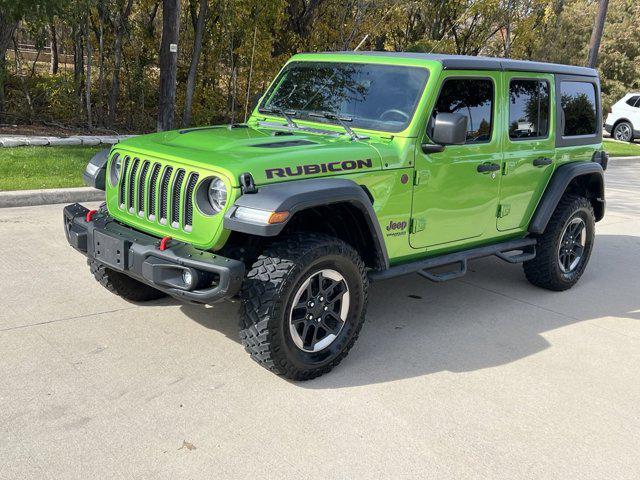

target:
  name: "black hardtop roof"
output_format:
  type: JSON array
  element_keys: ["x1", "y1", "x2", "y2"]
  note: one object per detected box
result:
[{"x1": 321, "y1": 51, "x2": 598, "y2": 77}]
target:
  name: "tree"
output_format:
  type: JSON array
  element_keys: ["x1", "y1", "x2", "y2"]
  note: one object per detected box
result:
[
  {"x1": 0, "y1": 8, "x2": 18, "y2": 122},
  {"x1": 587, "y1": 0, "x2": 609, "y2": 68},
  {"x1": 0, "y1": 0, "x2": 62, "y2": 122},
  {"x1": 157, "y1": 0, "x2": 181, "y2": 131},
  {"x1": 182, "y1": 0, "x2": 209, "y2": 127},
  {"x1": 107, "y1": 0, "x2": 134, "y2": 127}
]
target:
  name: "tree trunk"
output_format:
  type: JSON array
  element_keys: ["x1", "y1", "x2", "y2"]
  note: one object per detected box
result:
[
  {"x1": 49, "y1": 18, "x2": 59, "y2": 74},
  {"x1": 13, "y1": 38, "x2": 35, "y2": 121},
  {"x1": 95, "y1": 0, "x2": 106, "y2": 125},
  {"x1": 108, "y1": 0, "x2": 134, "y2": 128},
  {"x1": 587, "y1": 0, "x2": 609, "y2": 68},
  {"x1": 85, "y1": 11, "x2": 93, "y2": 129},
  {"x1": 0, "y1": 14, "x2": 18, "y2": 123},
  {"x1": 182, "y1": 0, "x2": 208, "y2": 127},
  {"x1": 157, "y1": 0, "x2": 181, "y2": 131}
]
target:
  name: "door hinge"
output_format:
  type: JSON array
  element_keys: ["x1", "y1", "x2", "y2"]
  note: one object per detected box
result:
[
  {"x1": 413, "y1": 170, "x2": 429, "y2": 186},
  {"x1": 503, "y1": 161, "x2": 515, "y2": 175},
  {"x1": 498, "y1": 204, "x2": 511, "y2": 218},
  {"x1": 410, "y1": 217, "x2": 426, "y2": 233}
]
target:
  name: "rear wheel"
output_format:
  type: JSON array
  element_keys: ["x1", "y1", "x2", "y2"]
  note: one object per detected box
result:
[
  {"x1": 613, "y1": 121, "x2": 634, "y2": 142},
  {"x1": 524, "y1": 195, "x2": 595, "y2": 291},
  {"x1": 239, "y1": 233, "x2": 367, "y2": 380},
  {"x1": 88, "y1": 259, "x2": 166, "y2": 301}
]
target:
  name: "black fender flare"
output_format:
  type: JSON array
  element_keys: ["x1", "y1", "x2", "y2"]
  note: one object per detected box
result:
[
  {"x1": 83, "y1": 148, "x2": 110, "y2": 191},
  {"x1": 223, "y1": 178, "x2": 389, "y2": 269},
  {"x1": 529, "y1": 161, "x2": 605, "y2": 235}
]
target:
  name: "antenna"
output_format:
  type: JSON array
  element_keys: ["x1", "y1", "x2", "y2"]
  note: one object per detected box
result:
[{"x1": 354, "y1": 34, "x2": 369, "y2": 51}]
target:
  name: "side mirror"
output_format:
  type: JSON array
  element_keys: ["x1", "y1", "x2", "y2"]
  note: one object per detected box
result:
[{"x1": 421, "y1": 112, "x2": 468, "y2": 154}]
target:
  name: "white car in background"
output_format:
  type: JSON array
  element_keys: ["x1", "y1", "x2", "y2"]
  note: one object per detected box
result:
[{"x1": 605, "y1": 93, "x2": 640, "y2": 142}]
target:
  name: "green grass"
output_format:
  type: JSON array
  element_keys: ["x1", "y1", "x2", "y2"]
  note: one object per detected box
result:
[
  {"x1": 0, "y1": 146, "x2": 103, "y2": 191},
  {"x1": 603, "y1": 139, "x2": 640, "y2": 157}
]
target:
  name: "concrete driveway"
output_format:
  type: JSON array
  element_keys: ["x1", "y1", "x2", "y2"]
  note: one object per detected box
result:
[{"x1": 1, "y1": 160, "x2": 639, "y2": 479}]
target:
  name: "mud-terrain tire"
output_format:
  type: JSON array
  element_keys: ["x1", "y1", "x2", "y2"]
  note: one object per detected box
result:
[
  {"x1": 613, "y1": 121, "x2": 634, "y2": 142},
  {"x1": 524, "y1": 195, "x2": 595, "y2": 291},
  {"x1": 239, "y1": 233, "x2": 368, "y2": 381},
  {"x1": 88, "y1": 258, "x2": 166, "y2": 301}
]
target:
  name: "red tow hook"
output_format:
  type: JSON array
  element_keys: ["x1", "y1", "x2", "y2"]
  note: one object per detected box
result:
[
  {"x1": 159, "y1": 236, "x2": 172, "y2": 251},
  {"x1": 85, "y1": 209, "x2": 98, "y2": 222}
]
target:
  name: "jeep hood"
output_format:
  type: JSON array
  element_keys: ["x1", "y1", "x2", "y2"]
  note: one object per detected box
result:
[{"x1": 113, "y1": 125, "x2": 383, "y2": 187}]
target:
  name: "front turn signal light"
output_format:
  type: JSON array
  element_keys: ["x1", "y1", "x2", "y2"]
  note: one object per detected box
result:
[
  {"x1": 233, "y1": 207, "x2": 289, "y2": 225},
  {"x1": 268, "y1": 211, "x2": 289, "y2": 224}
]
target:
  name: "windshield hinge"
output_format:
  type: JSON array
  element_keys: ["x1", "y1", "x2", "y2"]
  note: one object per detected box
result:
[{"x1": 239, "y1": 172, "x2": 257, "y2": 194}]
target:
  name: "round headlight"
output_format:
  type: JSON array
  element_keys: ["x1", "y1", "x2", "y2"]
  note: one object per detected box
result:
[
  {"x1": 109, "y1": 154, "x2": 123, "y2": 186},
  {"x1": 207, "y1": 177, "x2": 227, "y2": 213}
]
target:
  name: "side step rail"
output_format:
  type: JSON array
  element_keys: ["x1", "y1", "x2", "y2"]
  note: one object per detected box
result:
[{"x1": 369, "y1": 238, "x2": 537, "y2": 282}]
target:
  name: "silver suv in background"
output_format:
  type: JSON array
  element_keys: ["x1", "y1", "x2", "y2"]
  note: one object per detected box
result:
[{"x1": 605, "y1": 93, "x2": 640, "y2": 142}]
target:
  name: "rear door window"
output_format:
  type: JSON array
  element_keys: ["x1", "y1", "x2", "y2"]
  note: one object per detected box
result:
[
  {"x1": 560, "y1": 81, "x2": 598, "y2": 136},
  {"x1": 508, "y1": 79, "x2": 550, "y2": 140}
]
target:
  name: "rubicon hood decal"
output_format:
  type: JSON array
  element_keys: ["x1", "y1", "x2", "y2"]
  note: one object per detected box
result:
[{"x1": 266, "y1": 158, "x2": 373, "y2": 179}]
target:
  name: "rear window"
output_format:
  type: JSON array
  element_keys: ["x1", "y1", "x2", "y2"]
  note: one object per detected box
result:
[
  {"x1": 626, "y1": 96, "x2": 640, "y2": 107},
  {"x1": 560, "y1": 81, "x2": 597, "y2": 137},
  {"x1": 509, "y1": 79, "x2": 550, "y2": 140}
]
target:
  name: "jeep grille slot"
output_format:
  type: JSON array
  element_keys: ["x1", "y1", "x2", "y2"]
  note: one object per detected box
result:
[
  {"x1": 184, "y1": 173, "x2": 199, "y2": 230},
  {"x1": 159, "y1": 166, "x2": 173, "y2": 224},
  {"x1": 137, "y1": 161, "x2": 150, "y2": 216},
  {"x1": 119, "y1": 156, "x2": 130, "y2": 207},
  {"x1": 148, "y1": 163, "x2": 161, "y2": 220},
  {"x1": 171, "y1": 169, "x2": 186, "y2": 228},
  {"x1": 113, "y1": 155, "x2": 207, "y2": 235},
  {"x1": 127, "y1": 158, "x2": 140, "y2": 212}
]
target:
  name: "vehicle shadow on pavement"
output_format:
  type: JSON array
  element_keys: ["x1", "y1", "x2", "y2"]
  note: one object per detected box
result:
[
  {"x1": 299, "y1": 234, "x2": 640, "y2": 388},
  {"x1": 179, "y1": 301, "x2": 242, "y2": 345},
  {"x1": 175, "y1": 234, "x2": 638, "y2": 388}
]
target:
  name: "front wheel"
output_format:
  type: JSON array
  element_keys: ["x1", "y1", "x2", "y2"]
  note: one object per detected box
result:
[
  {"x1": 524, "y1": 195, "x2": 595, "y2": 291},
  {"x1": 239, "y1": 233, "x2": 368, "y2": 380}
]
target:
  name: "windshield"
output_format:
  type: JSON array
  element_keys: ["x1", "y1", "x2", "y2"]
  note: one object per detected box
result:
[{"x1": 259, "y1": 61, "x2": 429, "y2": 133}]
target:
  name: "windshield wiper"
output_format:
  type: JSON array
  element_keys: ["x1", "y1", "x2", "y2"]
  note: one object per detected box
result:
[
  {"x1": 308, "y1": 111, "x2": 362, "y2": 140},
  {"x1": 258, "y1": 106, "x2": 299, "y2": 129}
]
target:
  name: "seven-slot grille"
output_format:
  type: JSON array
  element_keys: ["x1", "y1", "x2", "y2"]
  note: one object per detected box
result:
[{"x1": 116, "y1": 155, "x2": 202, "y2": 232}]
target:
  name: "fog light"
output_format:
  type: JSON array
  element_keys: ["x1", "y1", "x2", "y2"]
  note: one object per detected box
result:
[{"x1": 182, "y1": 270, "x2": 193, "y2": 287}]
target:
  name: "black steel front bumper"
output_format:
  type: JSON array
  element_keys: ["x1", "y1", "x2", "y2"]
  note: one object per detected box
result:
[{"x1": 63, "y1": 203, "x2": 245, "y2": 304}]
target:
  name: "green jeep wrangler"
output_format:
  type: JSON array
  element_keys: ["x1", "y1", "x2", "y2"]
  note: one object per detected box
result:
[{"x1": 65, "y1": 52, "x2": 607, "y2": 380}]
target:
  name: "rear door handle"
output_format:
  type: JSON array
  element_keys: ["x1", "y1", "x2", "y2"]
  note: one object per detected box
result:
[
  {"x1": 533, "y1": 157, "x2": 552, "y2": 167},
  {"x1": 477, "y1": 162, "x2": 501, "y2": 173}
]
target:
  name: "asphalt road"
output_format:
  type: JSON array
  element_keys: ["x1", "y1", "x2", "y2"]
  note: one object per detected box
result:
[{"x1": 1, "y1": 160, "x2": 639, "y2": 479}]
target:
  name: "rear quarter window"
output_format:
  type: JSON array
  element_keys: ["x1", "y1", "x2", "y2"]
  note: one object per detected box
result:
[
  {"x1": 625, "y1": 96, "x2": 640, "y2": 107},
  {"x1": 560, "y1": 81, "x2": 597, "y2": 136}
]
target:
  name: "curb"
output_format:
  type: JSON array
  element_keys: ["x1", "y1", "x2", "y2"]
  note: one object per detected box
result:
[
  {"x1": 0, "y1": 187, "x2": 105, "y2": 208},
  {"x1": 610, "y1": 156, "x2": 640, "y2": 161},
  {"x1": 0, "y1": 135, "x2": 135, "y2": 148}
]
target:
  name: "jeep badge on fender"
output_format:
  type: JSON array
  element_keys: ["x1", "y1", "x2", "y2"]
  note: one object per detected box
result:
[{"x1": 66, "y1": 52, "x2": 605, "y2": 381}]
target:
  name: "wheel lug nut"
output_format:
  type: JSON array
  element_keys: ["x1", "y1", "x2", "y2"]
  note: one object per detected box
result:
[
  {"x1": 307, "y1": 314, "x2": 313, "y2": 320},
  {"x1": 323, "y1": 306, "x2": 328, "y2": 311}
]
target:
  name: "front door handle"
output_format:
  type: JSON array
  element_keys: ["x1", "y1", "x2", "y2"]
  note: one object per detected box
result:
[
  {"x1": 477, "y1": 162, "x2": 501, "y2": 173},
  {"x1": 533, "y1": 157, "x2": 552, "y2": 167}
]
